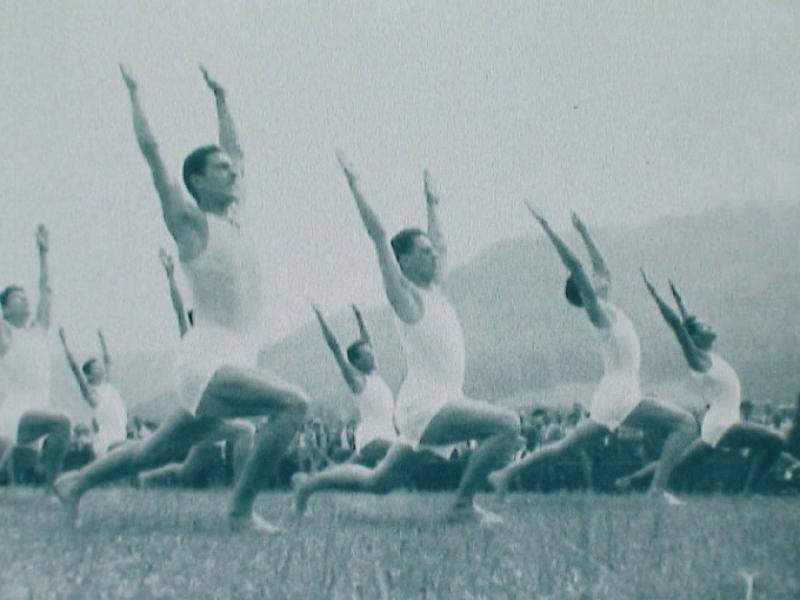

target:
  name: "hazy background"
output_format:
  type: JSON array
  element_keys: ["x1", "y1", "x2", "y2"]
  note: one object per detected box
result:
[{"x1": 1, "y1": 2, "x2": 798, "y2": 420}]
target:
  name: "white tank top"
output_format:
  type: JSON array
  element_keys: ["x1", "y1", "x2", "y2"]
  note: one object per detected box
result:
[
  {"x1": 91, "y1": 382, "x2": 128, "y2": 444},
  {"x1": 691, "y1": 352, "x2": 741, "y2": 412},
  {"x1": 395, "y1": 286, "x2": 465, "y2": 388},
  {"x1": 353, "y1": 373, "x2": 394, "y2": 426},
  {"x1": 0, "y1": 324, "x2": 50, "y2": 411},
  {"x1": 595, "y1": 303, "x2": 641, "y2": 377},
  {"x1": 181, "y1": 212, "x2": 262, "y2": 335}
]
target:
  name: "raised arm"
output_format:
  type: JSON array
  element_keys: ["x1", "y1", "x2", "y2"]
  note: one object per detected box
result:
[
  {"x1": 336, "y1": 150, "x2": 422, "y2": 324},
  {"x1": 641, "y1": 270, "x2": 709, "y2": 372},
  {"x1": 352, "y1": 306, "x2": 373, "y2": 347},
  {"x1": 669, "y1": 280, "x2": 691, "y2": 321},
  {"x1": 58, "y1": 328, "x2": 96, "y2": 408},
  {"x1": 33, "y1": 225, "x2": 51, "y2": 330},
  {"x1": 159, "y1": 248, "x2": 189, "y2": 337},
  {"x1": 312, "y1": 304, "x2": 364, "y2": 394},
  {"x1": 525, "y1": 203, "x2": 609, "y2": 328},
  {"x1": 120, "y1": 65, "x2": 202, "y2": 254},
  {"x1": 571, "y1": 212, "x2": 611, "y2": 294},
  {"x1": 98, "y1": 329, "x2": 111, "y2": 381},
  {"x1": 200, "y1": 66, "x2": 244, "y2": 177},
  {"x1": 423, "y1": 170, "x2": 448, "y2": 281}
]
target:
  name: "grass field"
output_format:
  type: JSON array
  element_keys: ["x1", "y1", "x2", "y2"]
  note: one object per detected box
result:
[{"x1": 1, "y1": 488, "x2": 798, "y2": 599}]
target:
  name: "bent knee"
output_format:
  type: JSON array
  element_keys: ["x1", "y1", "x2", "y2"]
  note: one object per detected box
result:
[{"x1": 284, "y1": 387, "x2": 309, "y2": 418}]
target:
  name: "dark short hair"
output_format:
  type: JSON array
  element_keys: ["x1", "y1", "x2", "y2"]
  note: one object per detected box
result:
[
  {"x1": 82, "y1": 358, "x2": 99, "y2": 376},
  {"x1": 182, "y1": 145, "x2": 223, "y2": 200},
  {"x1": 565, "y1": 275, "x2": 583, "y2": 307},
  {"x1": 0, "y1": 285, "x2": 24, "y2": 308},
  {"x1": 346, "y1": 340, "x2": 371, "y2": 365},
  {"x1": 390, "y1": 228, "x2": 427, "y2": 263}
]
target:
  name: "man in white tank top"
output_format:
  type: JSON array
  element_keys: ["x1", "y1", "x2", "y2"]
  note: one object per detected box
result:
[
  {"x1": 55, "y1": 66, "x2": 307, "y2": 533},
  {"x1": 615, "y1": 276, "x2": 788, "y2": 495},
  {"x1": 488, "y1": 209, "x2": 697, "y2": 504},
  {"x1": 0, "y1": 225, "x2": 71, "y2": 489},
  {"x1": 58, "y1": 328, "x2": 127, "y2": 457},
  {"x1": 306, "y1": 303, "x2": 396, "y2": 466},
  {"x1": 138, "y1": 249, "x2": 255, "y2": 488},
  {"x1": 293, "y1": 153, "x2": 521, "y2": 524}
]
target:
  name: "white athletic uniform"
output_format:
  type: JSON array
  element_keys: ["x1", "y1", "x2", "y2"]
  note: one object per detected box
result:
[
  {"x1": 352, "y1": 373, "x2": 397, "y2": 453},
  {"x1": 691, "y1": 352, "x2": 741, "y2": 447},
  {"x1": 394, "y1": 286, "x2": 465, "y2": 454},
  {"x1": 0, "y1": 325, "x2": 50, "y2": 440},
  {"x1": 590, "y1": 303, "x2": 642, "y2": 431},
  {"x1": 89, "y1": 382, "x2": 128, "y2": 455},
  {"x1": 175, "y1": 213, "x2": 262, "y2": 413}
]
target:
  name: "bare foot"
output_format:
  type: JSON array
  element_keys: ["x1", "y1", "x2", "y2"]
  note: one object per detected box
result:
[
  {"x1": 228, "y1": 512, "x2": 283, "y2": 535},
  {"x1": 447, "y1": 501, "x2": 504, "y2": 526},
  {"x1": 487, "y1": 470, "x2": 510, "y2": 502},
  {"x1": 661, "y1": 491, "x2": 686, "y2": 507},
  {"x1": 53, "y1": 474, "x2": 82, "y2": 525},
  {"x1": 290, "y1": 472, "x2": 311, "y2": 516}
]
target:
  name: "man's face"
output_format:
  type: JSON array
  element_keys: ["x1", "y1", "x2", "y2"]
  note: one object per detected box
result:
[
  {"x1": 399, "y1": 235, "x2": 439, "y2": 286},
  {"x1": 192, "y1": 151, "x2": 240, "y2": 209},
  {"x1": 2, "y1": 289, "x2": 30, "y2": 324},
  {"x1": 690, "y1": 319, "x2": 717, "y2": 350},
  {"x1": 85, "y1": 361, "x2": 106, "y2": 386}
]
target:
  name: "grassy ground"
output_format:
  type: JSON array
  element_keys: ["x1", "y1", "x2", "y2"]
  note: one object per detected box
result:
[{"x1": 1, "y1": 488, "x2": 798, "y2": 599}]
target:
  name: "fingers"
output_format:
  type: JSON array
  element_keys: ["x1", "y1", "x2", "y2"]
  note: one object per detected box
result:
[
  {"x1": 334, "y1": 148, "x2": 355, "y2": 178},
  {"x1": 523, "y1": 200, "x2": 545, "y2": 223}
]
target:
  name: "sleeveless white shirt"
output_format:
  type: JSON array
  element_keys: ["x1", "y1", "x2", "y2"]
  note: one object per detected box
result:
[
  {"x1": 0, "y1": 324, "x2": 50, "y2": 439},
  {"x1": 181, "y1": 212, "x2": 262, "y2": 336},
  {"x1": 352, "y1": 373, "x2": 396, "y2": 451},
  {"x1": 692, "y1": 352, "x2": 741, "y2": 446},
  {"x1": 595, "y1": 303, "x2": 641, "y2": 377},
  {"x1": 395, "y1": 286, "x2": 465, "y2": 388},
  {"x1": 90, "y1": 382, "x2": 128, "y2": 453}
]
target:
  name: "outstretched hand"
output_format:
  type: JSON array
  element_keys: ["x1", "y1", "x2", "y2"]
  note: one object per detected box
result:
[
  {"x1": 423, "y1": 170, "x2": 439, "y2": 206},
  {"x1": 36, "y1": 224, "x2": 49, "y2": 252},
  {"x1": 119, "y1": 63, "x2": 138, "y2": 94},
  {"x1": 668, "y1": 280, "x2": 689, "y2": 319},
  {"x1": 571, "y1": 211, "x2": 587, "y2": 232},
  {"x1": 335, "y1": 149, "x2": 358, "y2": 186},
  {"x1": 58, "y1": 326, "x2": 67, "y2": 345},
  {"x1": 158, "y1": 248, "x2": 175, "y2": 275},
  {"x1": 199, "y1": 64, "x2": 224, "y2": 96},
  {"x1": 523, "y1": 200, "x2": 547, "y2": 226},
  {"x1": 640, "y1": 269, "x2": 658, "y2": 298}
]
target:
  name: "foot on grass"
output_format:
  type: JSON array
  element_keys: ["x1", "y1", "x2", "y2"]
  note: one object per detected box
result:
[
  {"x1": 53, "y1": 474, "x2": 82, "y2": 525},
  {"x1": 487, "y1": 470, "x2": 510, "y2": 502},
  {"x1": 447, "y1": 501, "x2": 504, "y2": 526},
  {"x1": 662, "y1": 491, "x2": 686, "y2": 507},
  {"x1": 228, "y1": 511, "x2": 283, "y2": 535}
]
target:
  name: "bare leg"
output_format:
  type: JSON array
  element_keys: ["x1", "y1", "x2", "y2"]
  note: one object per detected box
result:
[
  {"x1": 17, "y1": 411, "x2": 71, "y2": 488},
  {"x1": 622, "y1": 399, "x2": 698, "y2": 494},
  {"x1": 54, "y1": 409, "x2": 217, "y2": 522},
  {"x1": 489, "y1": 420, "x2": 608, "y2": 500},
  {"x1": 718, "y1": 423, "x2": 785, "y2": 492},
  {"x1": 292, "y1": 442, "x2": 419, "y2": 514},
  {"x1": 420, "y1": 399, "x2": 520, "y2": 520},
  {"x1": 196, "y1": 366, "x2": 308, "y2": 531}
]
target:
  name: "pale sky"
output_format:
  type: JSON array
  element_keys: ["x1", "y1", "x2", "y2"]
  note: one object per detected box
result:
[{"x1": 2, "y1": 1, "x2": 799, "y2": 355}]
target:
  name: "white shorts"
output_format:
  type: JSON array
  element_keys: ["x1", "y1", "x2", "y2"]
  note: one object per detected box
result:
[
  {"x1": 0, "y1": 405, "x2": 25, "y2": 441},
  {"x1": 174, "y1": 325, "x2": 258, "y2": 414},
  {"x1": 701, "y1": 404, "x2": 740, "y2": 447},
  {"x1": 590, "y1": 373, "x2": 641, "y2": 431},
  {"x1": 0, "y1": 392, "x2": 50, "y2": 441},
  {"x1": 395, "y1": 376, "x2": 461, "y2": 459},
  {"x1": 354, "y1": 420, "x2": 397, "y2": 455}
]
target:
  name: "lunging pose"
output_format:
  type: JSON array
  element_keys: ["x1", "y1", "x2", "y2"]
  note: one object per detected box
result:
[
  {"x1": 59, "y1": 328, "x2": 128, "y2": 457},
  {"x1": 55, "y1": 66, "x2": 307, "y2": 532},
  {"x1": 293, "y1": 154, "x2": 520, "y2": 523},
  {"x1": 0, "y1": 225, "x2": 71, "y2": 489},
  {"x1": 310, "y1": 303, "x2": 396, "y2": 466},
  {"x1": 614, "y1": 275, "x2": 787, "y2": 494},
  {"x1": 489, "y1": 209, "x2": 696, "y2": 503}
]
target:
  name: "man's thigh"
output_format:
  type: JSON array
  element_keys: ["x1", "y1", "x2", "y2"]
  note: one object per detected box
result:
[
  {"x1": 197, "y1": 366, "x2": 306, "y2": 419},
  {"x1": 623, "y1": 399, "x2": 696, "y2": 433},
  {"x1": 137, "y1": 409, "x2": 220, "y2": 464},
  {"x1": 718, "y1": 422, "x2": 781, "y2": 450},
  {"x1": 17, "y1": 411, "x2": 69, "y2": 444},
  {"x1": 420, "y1": 398, "x2": 517, "y2": 446}
]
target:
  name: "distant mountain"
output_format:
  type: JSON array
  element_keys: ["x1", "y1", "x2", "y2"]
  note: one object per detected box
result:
[{"x1": 53, "y1": 203, "x2": 800, "y2": 423}]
